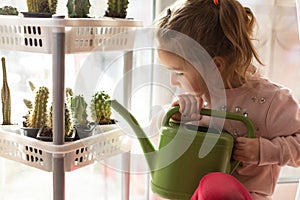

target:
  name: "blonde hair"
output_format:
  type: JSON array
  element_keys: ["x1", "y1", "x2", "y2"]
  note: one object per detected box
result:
[{"x1": 155, "y1": 0, "x2": 263, "y2": 87}]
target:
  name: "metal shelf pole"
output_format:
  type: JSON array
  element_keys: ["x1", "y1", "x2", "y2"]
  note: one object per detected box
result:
[{"x1": 52, "y1": 15, "x2": 66, "y2": 200}]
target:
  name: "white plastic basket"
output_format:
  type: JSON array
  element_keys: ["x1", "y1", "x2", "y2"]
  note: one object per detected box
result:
[
  {"x1": 0, "y1": 125, "x2": 131, "y2": 172},
  {"x1": 0, "y1": 16, "x2": 142, "y2": 53}
]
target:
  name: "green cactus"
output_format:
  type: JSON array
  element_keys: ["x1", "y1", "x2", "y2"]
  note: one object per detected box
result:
[
  {"x1": 66, "y1": 0, "x2": 91, "y2": 18},
  {"x1": 29, "y1": 86, "x2": 49, "y2": 128},
  {"x1": 104, "y1": 0, "x2": 129, "y2": 18},
  {"x1": 26, "y1": 0, "x2": 57, "y2": 14},
  {"x1": 48, "y1": 103, "x2": 72, "y2": 137},
  {"x1": 1, "y1": 57, "x2": 11, "y2": 125},
  {"x1": 47, "y1": 88, "x2": 74, "y2": 137},
  {"x1": 70, "y1": 95, "x2": 88, "y2": 126},
  {"x1": 0, "y1": 6, "x2": 19, "y2": 15},
  {"x1": 48, "y1": 0, "x2": 58, "y2": 14},
  {"x1": 90, "y1": 91, "x2": 112, "y2": 124}
]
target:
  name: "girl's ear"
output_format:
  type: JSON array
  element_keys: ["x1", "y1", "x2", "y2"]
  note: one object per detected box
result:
[{"x1": 213, "y1": 57, "x2": 225, "y2": 72}]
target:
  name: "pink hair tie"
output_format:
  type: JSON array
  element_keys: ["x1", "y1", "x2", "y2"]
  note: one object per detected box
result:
[{"x1": 213, "y1": 0, "x2": 219, "y2": 6}]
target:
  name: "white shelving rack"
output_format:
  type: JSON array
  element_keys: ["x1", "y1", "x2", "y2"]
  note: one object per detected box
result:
[{"x1": 0, "y1": 15, "x2": 142, "y2": 200}]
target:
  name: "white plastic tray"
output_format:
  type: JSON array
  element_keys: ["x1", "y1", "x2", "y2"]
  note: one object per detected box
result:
[
  {"x1": 0, "y1": 125, "x2": 131, "y2": 172},
  {"x1": 0, "y1": 16, "x2": 142, "y2": 53}
]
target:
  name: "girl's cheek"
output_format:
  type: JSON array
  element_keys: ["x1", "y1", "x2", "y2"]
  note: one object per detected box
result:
[{"x1": 170, "y1": 73, "x2": 180, "y2": 87}]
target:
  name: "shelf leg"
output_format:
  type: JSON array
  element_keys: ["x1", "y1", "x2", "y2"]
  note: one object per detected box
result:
[
  {"x1": 121, "y1": 51, "x2": 133, "y2": 200},
  {"x1": 52, "y1": 15, "x2": 66, "y2": 200}
]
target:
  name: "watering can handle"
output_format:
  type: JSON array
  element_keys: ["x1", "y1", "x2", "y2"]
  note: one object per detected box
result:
[
  {"x1": 162, "y1": 106, "x2": 255, "y2": 138},
  {"x1": 162, "y1": 106, "x2": 256, "y2": 173}
]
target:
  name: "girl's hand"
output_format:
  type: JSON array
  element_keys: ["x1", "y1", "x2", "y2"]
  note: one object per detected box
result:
[
  {"x1": 233, "y1": 137, "x2": 260, "y2": 165},
  {"x1": 171, "y1": 94, "x2": 203, "y2": 122}
]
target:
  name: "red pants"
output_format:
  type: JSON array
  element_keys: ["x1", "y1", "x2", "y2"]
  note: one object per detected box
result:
[{"x1": 191, "y1": 172, "x2": 253, "y2": 200}]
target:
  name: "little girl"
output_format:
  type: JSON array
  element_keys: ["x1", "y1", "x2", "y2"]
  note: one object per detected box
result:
[{"x1": 155, "y1": 0, "x2": 300, "y2": 199}]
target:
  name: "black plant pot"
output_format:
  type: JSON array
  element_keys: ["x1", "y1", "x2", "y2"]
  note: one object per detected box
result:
[
  {"x1": 36, "y1": 125, "x2": 76, "y2": 142},
  {"x1": 74, "y1": 124, "x2": 96, "y2": 140},
  {"x1": 22, "y1": 127, "x2": 40, "y2": 138}
]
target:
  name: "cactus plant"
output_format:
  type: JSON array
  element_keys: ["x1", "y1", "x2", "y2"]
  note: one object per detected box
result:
[
  {"x1": 48, "y1": 103, "x2": 73, "y2": 137},
  {"x1": 47, "y1": 88, "x2": 74, "y2": 137},
  {"x1": 70, "y1": 95, "x2": 88, "y2": 127},
  {"x1": 104, "y1": 0, "x2": 129, "y2": 18},
  {"x1": 1, "y1": 57, "x2": 12, "y2": 125},
  {"x1": 0, "y1": 6, "x2": 19, "y2": 15},
  {"x1": 49, "y1": 0, "x2": 58, "y2": 14},
  {"x1": 26, "y1": 0, "x2": 57, "y2": 14},
  {"x1": 66, "y1": 0, "x2": 91, "y2": 18},
  {"x1": 27, "y1": 86, "x2": 50, "y2": 128},
  {"x1": 90, "y1": 91, "x2": 112, "y2": 124}
]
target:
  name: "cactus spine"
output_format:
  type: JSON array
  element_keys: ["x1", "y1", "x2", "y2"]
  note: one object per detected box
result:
[
  {"x1": 90, "y1": 91, "x2": 111, "y2": 124},
  {"x1": 1, "y1": 57, "x2": 11, "y2": 125},
  {"x1": 70, "y1": 95, "x2": 88, "y2": 126},
  {"x1": 105, "y1": 0, "x2": 129, "y2": 18},
  {"x1": 29, "y1": 86, "x2": 49, "y2": 128}
]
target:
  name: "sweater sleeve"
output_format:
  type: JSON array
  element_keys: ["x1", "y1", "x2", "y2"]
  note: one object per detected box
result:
[{"x1": 259, "y1": 88, "x2": 300, "y2": 167}]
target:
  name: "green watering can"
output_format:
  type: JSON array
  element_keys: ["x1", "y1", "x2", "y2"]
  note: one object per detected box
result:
[{"x1": 110, "y1": 100, "x2": 255, "y2": 199}]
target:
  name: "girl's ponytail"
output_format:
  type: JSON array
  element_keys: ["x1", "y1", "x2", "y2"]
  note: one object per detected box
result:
[{"x1": 218, "y1": 0, "x2": 262, "y2": 84}]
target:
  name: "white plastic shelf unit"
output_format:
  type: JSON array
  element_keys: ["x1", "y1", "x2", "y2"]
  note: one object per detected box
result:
[
  {"x1": 0, "y1": 15, "x2": 142, "y2": 53},
  {"x1": 0, "y1": 15, "x2": 142, "y2": 200},
  {"x1": 0, "y1": 125, "x2": 131, "y2": 172}
]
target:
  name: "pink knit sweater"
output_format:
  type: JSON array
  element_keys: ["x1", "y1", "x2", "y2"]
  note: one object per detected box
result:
[{"x1": 217, "y1": 73, "x2": 300, "y2": 199}]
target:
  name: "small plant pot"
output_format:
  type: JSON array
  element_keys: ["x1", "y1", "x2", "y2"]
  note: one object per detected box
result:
[
  {"x1": 21, "y1": 12, "x2": 52, "y2": 18},
  {"x1": 21, "y1": 127, "x2": 40, "y2": 138},
  {"x1": 93, "y1": 119, "x2": 117, "y2": 135},
  {"x1": 36, "y1": 125, "x2": 76, "y2": 142},
  {"x1": 74, "y1": 124, "x2": 95, "y2": 140}
]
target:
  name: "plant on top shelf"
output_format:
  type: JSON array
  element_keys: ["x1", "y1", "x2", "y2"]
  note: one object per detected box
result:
[
  {"x1": 23, "y1": 84, "x2": 49, "y2": 138},
  {"x1": 90, "y1": 91, "x2": 114, "y2": 125},
  {"x1": 104, "y1": 0, "x2": 129, "y2": 19},
  {"x1": 26, "y1": 0, "x2": 57, "y2": 14},
  {"x1": 66, "y1": 0, "x2": 91, "y2": 18},
  {"x1": 1, "y1": 57, "x2": 12, "y2": 125},
  {"x1": 0, "y1": 6, "x2": 19, "y2": 15}
]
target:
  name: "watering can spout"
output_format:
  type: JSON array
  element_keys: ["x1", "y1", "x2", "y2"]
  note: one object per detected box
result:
[{"x1": 109, "y1": 100, "x2": 156, "y2": 154}]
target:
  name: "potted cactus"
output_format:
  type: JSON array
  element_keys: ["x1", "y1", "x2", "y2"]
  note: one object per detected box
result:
[
  {"x1": 70, "y1": 94, "x2": 93, "y2": 139},
  {"x1": 0, "y1": 6, "x2": 19, "y2": 15},
  {"x1": 24, "y1": 0, "x2": 57, "y2": 17},
  {"x1": 36, "y1": 88, "x2": 75, "y2": 141},
  {"x1": 66, "y1": 0, "x2": 91, "y2": 18},
  {"x1": 90, "y1": 91, "x2": 113, "y2": 124},
  {"x1": 104, "y1": 0, "x2": 129, "y2": 19},
  {"x1": 90, "y1": 91, "x2": 117, "y2": 135},
  {"x1": 1, "y1": 57, "x2": 12, "y2": 126},
  {"x1": 22, "y1": 86, "x2": 50, "y2": 138}
]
